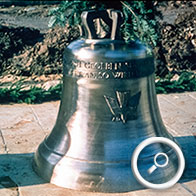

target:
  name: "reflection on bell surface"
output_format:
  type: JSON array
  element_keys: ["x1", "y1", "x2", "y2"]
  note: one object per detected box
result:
[{"x1": 33, "y1": 10, "x2": 179, "y2": 193}]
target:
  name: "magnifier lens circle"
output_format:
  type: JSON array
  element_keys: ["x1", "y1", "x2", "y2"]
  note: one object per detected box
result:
[{"x1": 154, "y1": 152, "x2": 169, "y2": 168}]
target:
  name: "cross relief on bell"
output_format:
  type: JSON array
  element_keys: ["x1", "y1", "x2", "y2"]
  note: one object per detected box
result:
[{"x1": 104, "y1": 91, "x2": 141, "y2": 123}]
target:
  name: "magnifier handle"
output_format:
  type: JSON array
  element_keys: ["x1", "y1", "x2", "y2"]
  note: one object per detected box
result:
[{"x1": 148, "y1": 164, "x2": 157, "y2": 174}]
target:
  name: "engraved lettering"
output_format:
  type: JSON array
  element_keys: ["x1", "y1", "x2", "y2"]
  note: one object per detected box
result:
[
  {"x1": 66, "y1": 60, "x2": 145, "y2": 79},
  {"x1": 114, "y1": 62, "x2": 122, "y2": 70},
  {"x1": 91, "y1": 62, "x2": 96, "y2": 69},
  {"x1": 96, "y1": 62, "x2": 103, "y2": 70},
  {"x1": 105, "y1": 62, "x2": 113, "y2": 70},
  {"x1": 85, "y1": 72, "x2": 90, "y2": 78},
  {"x1": 99, "y1": 62, "x2": 104, "y2": 70},
  {"x1": 114, "y1": 63, "x2": 118, "y2": 70},
  {"x1": 89, "y1": 72, "x2": 97, "y2": 79},
  {"x1": 84, "y1": 62, "x2": 91, "y2": 69},
  {"x1": 102, "y1": 72, "x2": 110, "y2": 79},
  {"x1": 68, "y1": 69, "x2": 137, "y2": 79},
  {"x1": 112, "y1": 72, "x2": 124, "y2": 79},
  {"x1": 70, "y1": 61, "x2": 134, "y2": 71},
  {"x1": 98, "y1": 72, "x2": 103, "y2": 79}
]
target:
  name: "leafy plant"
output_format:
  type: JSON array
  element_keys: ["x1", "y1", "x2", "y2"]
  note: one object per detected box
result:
[
  {"x1": 0, "y1": 80, "x2": 62, "y2": 104},
  {"x1": 121, "y1": 1, "x2": 159, "y2": 47},
  {"x1": 48, "y1": 1, "x2": 105, "y2": 27},
  {"x1": 48, "y1": 1, "x2": 160, "y2": 48},
  {"x1": 156, "y1": 72, "x2": 196, "y2": 94}
]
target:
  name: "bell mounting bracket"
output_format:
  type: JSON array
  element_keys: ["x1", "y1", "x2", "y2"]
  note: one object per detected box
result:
[{"x1": 81, "y1": 9, "x2": 123, "y2": 40}]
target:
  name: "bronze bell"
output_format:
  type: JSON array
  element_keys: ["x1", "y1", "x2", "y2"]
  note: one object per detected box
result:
[{"x1": 33, "y1": 10, "x2": 178, "y2": 192}]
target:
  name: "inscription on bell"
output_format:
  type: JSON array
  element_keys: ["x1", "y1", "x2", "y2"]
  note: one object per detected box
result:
[
  {"x1": 64, "y1": 58, "x2": 154, "y2": 79},
  {"x1": 66, "y1": 60, "x2": 135, "y2": 79},
  {"x1": 72, "y1": 61, "x2": 127, "y2": 70},
  {"x1": 70, "y1": 70, "x2": 136, "y2": 79},
  {"x1": 104, "y1": 91, "x2": 141, "y2": 123}
]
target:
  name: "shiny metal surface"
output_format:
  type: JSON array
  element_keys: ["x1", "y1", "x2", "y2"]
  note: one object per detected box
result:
[{"x1": 33, "y1": 10, "x2": 178, "y2": 193}]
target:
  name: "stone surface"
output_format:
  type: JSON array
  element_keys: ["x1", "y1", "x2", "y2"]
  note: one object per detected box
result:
[
  {"x1": 0, "y1": 93, "x2": 196, "y2": 195},
  {"x1": 182, "y1": 181, "x2": 196, "y2": 195},
  {"x1": 28, "y1": 101, "x2": 59, "y2": 134},
  {"x1": 158, "y1": 93, "x2": 196, "y2": 136}
]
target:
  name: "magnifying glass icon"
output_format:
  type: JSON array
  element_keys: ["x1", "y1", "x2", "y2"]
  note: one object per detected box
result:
[
  {"x1": 131, "y1": 137, "x2": 185, "y2": 190},
  {"x1": 148, "y1": 152, "x2": 169, "y2": 174}
]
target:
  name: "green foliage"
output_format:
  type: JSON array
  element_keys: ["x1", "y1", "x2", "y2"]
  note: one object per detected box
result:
[
  {"x1": 0, "y1": 80, "x2": 62, "y2": 104},
  {"x1": 156, "y1": 72, "x2": 196, "y2": 94},
  {"x1": 121, "y1": 1, "x2": 158, "y2": 47},
  {"x1": 48, "y1": 1, "x2": 159, "y2": 48},
  {"x1": 48, "y1": 1, "x2": 105, "y2": 27},
  {"x1": 0, "y1": 72, "x2": 196, "y2": 104}
]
